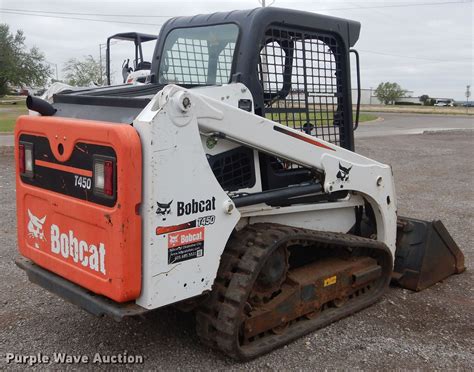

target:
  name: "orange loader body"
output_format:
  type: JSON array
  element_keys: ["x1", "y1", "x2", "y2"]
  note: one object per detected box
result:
[{"x1": 15, "y1": 116, "x2": 142, "y2": 302}]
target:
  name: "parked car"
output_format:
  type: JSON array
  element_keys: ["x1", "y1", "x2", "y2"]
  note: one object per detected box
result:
[{"x1": 434, "y1": 99, "x2": 454, "y2": 107}]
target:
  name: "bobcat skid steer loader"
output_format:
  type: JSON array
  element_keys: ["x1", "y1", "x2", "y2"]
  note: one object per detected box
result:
[
  {"x1": 105, "y1": 32, "x2": 157, "y2": 85},
  {"x1": 15, "y1": 7, "x2": 464, "y2": 360}
]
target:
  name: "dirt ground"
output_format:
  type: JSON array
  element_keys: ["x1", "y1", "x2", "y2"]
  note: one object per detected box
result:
[{"x1": 0, "y1": 131, "x2": 473, "y2": 370}]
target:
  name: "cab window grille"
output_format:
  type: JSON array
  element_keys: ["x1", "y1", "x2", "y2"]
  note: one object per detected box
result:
[
  {"x1": 159, "y1": 24, "x2": 238, "y2": 85},
  {"x1": 258, "y1": 27, "x2": 345, "y2": 146}
]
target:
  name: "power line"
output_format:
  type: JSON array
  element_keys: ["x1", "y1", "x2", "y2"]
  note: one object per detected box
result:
[
  {"x1": 0, "y1": 7, "x2": 175, "y2": 18},
  {"x1": 2, "y1": 3, "x2": 471, "y2": 65},
  {"x1": 2, "y1": 0, "x2": 471, "y2": 20},
  {"x1": 0, "y1": 10, "x2": 163, "y2": 26}
]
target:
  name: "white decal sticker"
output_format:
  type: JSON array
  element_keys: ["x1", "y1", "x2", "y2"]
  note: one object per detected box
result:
[
  {"x1": 50, "y1": 225, "x2": 106, "y2": 275},
  {"x1": 167, "y1": 227, "x2": 205, "y2": 264},
  {"x1": 27, "y1": 209, "x2": 106, "y2": 275},
  {"x1": 27, "y1": 209, "x2": 46, "y2": 249},
  {"x1": 74, "y1": 175, "x2": 92, "y2": 190}
]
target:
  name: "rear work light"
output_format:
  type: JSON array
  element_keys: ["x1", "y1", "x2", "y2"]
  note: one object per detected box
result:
[
  {"x1": 93, "y1": 157, "x2": 116, "y2": 197},
  {"x1": 19, "y1": 142, "x2": 34, "y2": 177}
]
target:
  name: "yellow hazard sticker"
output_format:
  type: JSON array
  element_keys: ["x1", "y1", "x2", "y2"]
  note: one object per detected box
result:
[{"x1": 324, "y1": 275, "x2": 337, "y2": 287}]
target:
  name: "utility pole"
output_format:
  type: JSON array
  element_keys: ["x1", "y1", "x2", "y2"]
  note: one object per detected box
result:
[
  {"x1": 258, "y1": 0, "x2": 275, "y2": 7},
  {"x1": 466, "y1": 85, "x2": 471, "y2": 114}
]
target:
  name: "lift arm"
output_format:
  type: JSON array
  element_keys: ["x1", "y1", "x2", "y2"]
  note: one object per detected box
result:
[{"x1": 145, "y1": 84, "x2": 397, "y2": 256}]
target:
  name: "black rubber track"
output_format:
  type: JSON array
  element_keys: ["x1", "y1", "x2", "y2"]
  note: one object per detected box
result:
[{"x1": 195, "y1": 223, "x2": 393, "y2": 361}]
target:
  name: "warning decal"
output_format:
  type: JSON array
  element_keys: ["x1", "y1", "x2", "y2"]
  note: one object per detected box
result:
[
  {"x1": 167, "y1": 226, "x2": 205, "y2": 264},
  {"x1": 323, "y1": 275, "x2": 337, "y2": 287}
]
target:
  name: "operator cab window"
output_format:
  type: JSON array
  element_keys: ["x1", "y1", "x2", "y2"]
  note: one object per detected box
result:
[{"x1": 159, "y1": 24, "x2": 239, "y2": 85}]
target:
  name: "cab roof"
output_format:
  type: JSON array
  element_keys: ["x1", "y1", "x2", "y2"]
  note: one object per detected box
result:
[
  {"x1": 160, "y1": 7, "x2": 361, "y2": 47},
  {"x1": 107, "y1": 32, "x2": 157, "y2": 43}
]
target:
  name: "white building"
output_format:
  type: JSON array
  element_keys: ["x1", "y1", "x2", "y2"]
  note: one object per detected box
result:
[
  {"x1": 351, "y1": 88, "x2": 420, "y2": 105},
  {"x1": 285, "y1": 88, "x2": 421, "y2": 106}
]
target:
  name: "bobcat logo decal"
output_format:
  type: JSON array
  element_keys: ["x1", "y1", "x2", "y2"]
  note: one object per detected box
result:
[
  {"x1": 27, "y1": 209, "x2": 47, "y2": 248},
  {"x1": 169, "y1": 235, "x2": 179, "y2": 245},
  {"x1": 336, "y1": 163, "x2": 352, "y2": 182},
  {"x1": 156, "y1": 200, "x2": 173, "y2": 221}
]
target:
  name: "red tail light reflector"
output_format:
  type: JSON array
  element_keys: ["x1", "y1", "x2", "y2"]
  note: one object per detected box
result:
[
  {"x1": 104, "y1": 160, "x2": 114, "y2": 196},
  {"x1": 19, "y1": 144, "x2": 25, "y2": 174}
]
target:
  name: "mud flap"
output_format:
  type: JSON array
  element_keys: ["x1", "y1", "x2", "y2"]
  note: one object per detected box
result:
[{"x1": 392, "y1": 217, "x2": 465, "y2": 291}]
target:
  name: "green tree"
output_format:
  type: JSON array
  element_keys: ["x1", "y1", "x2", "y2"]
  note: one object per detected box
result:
[
  {"x1": 63, "y1": 55, "x2": 106, "y2": 87},
  {"x1": 419, "y1": 94, "x2": 430, "y2": 105},
  {"x1": 374, "y1": 82, "x2": 407, "y2": 105},
  {"x1": 0, "y1": 24, "x2": 51, "y2": 96}
]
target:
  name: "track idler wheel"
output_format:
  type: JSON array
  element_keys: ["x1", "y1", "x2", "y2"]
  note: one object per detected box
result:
[{"x1": 250, "y1": 245, "x2": 288, "y2": 304}]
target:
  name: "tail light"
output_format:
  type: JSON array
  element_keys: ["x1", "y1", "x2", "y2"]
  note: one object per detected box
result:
[
  {"x1": 104, "y1": 160, "x2": 114, "y2": 196},
  {"x1": 19, "y1": 142, "x2": 34, "y2": 177},
  {"x1": 93, "y1": 157, "x2": 116, "y2": 198},
  {"x1": 19, "y1": 144, "x2": 25, "y2": 174}
]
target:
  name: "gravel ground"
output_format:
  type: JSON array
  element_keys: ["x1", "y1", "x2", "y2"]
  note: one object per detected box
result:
[{"x1": 1, "y1": 131, "x2": 473, "y2": 370}]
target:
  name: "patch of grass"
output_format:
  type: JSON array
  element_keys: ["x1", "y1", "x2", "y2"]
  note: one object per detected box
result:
[
  {"x1": 356, "y1": 112, "x2": 378, "y2": 122},
  {"x1": 0, "y1": 103, "x2": 28, "y2": 132},
  {"x1": 1, "y1": 102, "x2": 27, "y2": 109},
  {"x1": 359, "y1": 104, "x2": 473, "y2": 115},
  {"x1": 0, "y1": 96, "x2": 26, "y2": 105}
]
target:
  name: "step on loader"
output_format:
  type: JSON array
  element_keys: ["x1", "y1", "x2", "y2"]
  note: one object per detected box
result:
[{"x1": 15, "y1": 7, "x2": 464, "y2": 360}]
